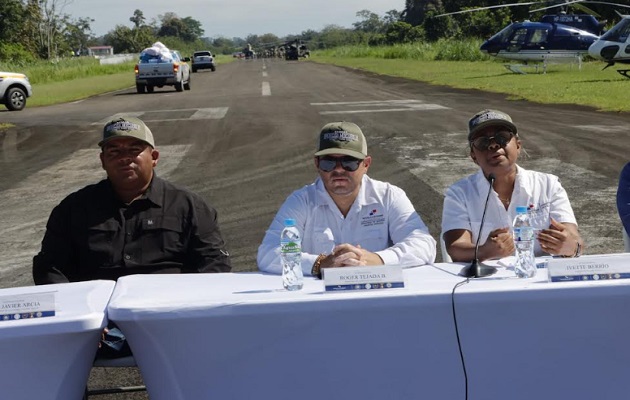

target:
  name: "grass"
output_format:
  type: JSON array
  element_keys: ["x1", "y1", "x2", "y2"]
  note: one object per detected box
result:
[
  {"x1": 311, "y1": 54, "x2": 630, "y2": 112},
  {"x1": 1, "y1": 55, "x2": 234, "y2": 107}
]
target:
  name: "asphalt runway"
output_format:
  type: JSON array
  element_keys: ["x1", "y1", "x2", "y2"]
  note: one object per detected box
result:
[{"x1": 1, "y1": 58, "x2": 629, "y2": 397}]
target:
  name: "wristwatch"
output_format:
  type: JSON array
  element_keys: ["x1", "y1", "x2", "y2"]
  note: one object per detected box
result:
[
  {"x1": 573, "y1": 242, "x2": 582, "y2": 258},
  {"x1": 311, "y1": 254, "x2": 326, "y2": 279}
]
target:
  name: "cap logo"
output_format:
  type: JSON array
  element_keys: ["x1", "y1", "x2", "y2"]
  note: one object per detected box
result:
[
  {"x1": 323, "y1": 130, "x2": 358, "y2": 142},
  {"x1": 471, "y1": 111, "x2": 508, "y2": 127},
  {"x1": 106, "y1": 121, "x2": 140, "y2": 133}
]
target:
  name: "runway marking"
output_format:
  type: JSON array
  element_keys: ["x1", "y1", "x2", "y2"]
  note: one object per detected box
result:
[
  {"x1": 311, "y1": 99, "x2": 449, "y2": 115},
  {"x1": 92, "y1": 108, "x2": 229, "y2": 125},
  {"x1": 262, "y1": 81, "x2": 271, "y2": 96},
  {"x1": 262, "y1": 71, "x2": 268, "y2": 77},
  {"x1": 574, "y1": 125, "x2": 628, "y2": 133}
]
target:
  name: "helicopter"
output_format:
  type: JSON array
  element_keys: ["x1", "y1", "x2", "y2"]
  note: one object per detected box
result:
[
  {"x1": 588, "y1": 14, "x2": 630, "y2": 77},
  {"x1": 436, "y1": 0, "x2": 629, "y2": 71}
]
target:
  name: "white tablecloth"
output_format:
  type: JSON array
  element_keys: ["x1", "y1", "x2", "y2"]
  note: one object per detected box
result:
[
  {"x1": 0, "y1": 280, "x2": 115, "y2": 400},
  {"x1": 436, "y1": 263, "x2": 630, "y2": 400},
  {"x1": 108, "y1": 266, "x2": 466, "y2": 400}
]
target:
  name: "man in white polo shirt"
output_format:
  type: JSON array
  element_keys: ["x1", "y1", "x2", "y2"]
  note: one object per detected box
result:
[{"x1": 257, "y1": 121, "x2": 436, "y2": 278}]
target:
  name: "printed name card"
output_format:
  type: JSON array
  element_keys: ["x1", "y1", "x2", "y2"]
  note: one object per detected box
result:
[
  {"x1": 0, "y1": 291, "x2": 56, "y2": 321},
  {"x1": 323, "y1": 265, "x2": 405, "y2": 292},
  {"x1": 547, "y1": 253, "x2": 630, "y2": 282}
]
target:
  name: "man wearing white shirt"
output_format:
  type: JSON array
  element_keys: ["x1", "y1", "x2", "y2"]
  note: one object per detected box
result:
[{"x1": 257, "y1": 121, "x2": 436, "y2": 278}]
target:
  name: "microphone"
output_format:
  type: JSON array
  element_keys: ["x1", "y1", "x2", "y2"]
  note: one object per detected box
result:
[{"x1": 460, "y1": 173, "x2": 498, "y2": 278}]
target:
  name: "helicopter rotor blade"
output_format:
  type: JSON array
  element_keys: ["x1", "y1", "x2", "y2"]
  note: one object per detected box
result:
[
  {"x1": 529, "y1": 0, "x2": 587, "y2": 13},
  {"x1": 434, "y1": 2, "x2": 540, "y2": 17},
  {"x1": 579, "y1": 1, "x2": 630, "y2": 10}
]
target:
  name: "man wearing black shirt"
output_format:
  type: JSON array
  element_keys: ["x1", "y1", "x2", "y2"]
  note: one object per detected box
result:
[{"x1": 33, "y1": 116, "x2": 231, "y2": 284}]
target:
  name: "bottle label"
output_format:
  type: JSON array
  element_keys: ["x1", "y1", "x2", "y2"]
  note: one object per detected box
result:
[
  {"x1": 514, "y1": 226, "x2": 534, "y2": 241},
  {"x1": 281, "y1": 241, "x2": 301, "y2": 253}
]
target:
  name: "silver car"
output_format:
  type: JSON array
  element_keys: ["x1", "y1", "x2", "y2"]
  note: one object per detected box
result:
[{"x1": 0, "y1": 71, "x2": 33, "y2": 111}]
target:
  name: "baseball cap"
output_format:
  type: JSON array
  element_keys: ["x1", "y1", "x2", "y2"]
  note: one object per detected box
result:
[
  {"x1": 314, "y1": 122, "x2": 367, "y2": 159},
  {"x1": 99, "y1": 116, "x2": 155, "y2": 148},
  {"x1": 468, "y1": 109, "x2": 518, "y2": 140}
]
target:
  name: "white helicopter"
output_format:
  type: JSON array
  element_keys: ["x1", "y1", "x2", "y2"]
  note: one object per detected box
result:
[{"x1": 588, "y1": 13, "x2": 630, "y2": 77}]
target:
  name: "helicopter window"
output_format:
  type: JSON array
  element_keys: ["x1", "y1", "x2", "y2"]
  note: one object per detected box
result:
[
  {"x1": 528, "y1": 29, "x2": 548, "y2": 45},
  {"x1": 600, "y1": 19, "x2": 630, "y2": 43},
  {"x1": 509, "y1": 28, "x2": 528, "y2": 45}
]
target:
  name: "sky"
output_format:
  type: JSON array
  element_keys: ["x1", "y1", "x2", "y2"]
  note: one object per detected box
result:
[{"x1": 62, "y1": 0, "x2": 405, "y2": 39}]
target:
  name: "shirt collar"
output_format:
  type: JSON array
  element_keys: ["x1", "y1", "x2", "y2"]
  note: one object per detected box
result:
[{"x1": 314, "y1": 175, "x2": 370, "y2": 214}]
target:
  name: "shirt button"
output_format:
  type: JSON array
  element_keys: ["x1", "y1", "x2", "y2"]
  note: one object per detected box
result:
[
  {"x1": 126, "y1": 232, "x2": 132, "y2": 236},
  {"x1": 124, "y1": 255, "x2": 131, "y2": 260}
]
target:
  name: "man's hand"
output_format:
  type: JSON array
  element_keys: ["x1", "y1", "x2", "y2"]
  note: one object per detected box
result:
[
  {"x1": 479, "y1": 227, "x2": 514, "y2": 260},
  {"x1": 320, "y1": 244, "x2": 383, "y2": 269},
  {"x1": 538, "y1": 218, "x2": 578, "y2": 257}
]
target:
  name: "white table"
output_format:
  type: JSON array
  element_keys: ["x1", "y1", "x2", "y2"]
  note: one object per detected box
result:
[
  {"x1": 108, "y1": 266, "x2": 466, "y2": 400},
  {"x1": 437, "y1": 263, "x2": 630, "y2": 400},
  {"x1": 0, "y1": 280, "x2": 115, "y2": 400}
]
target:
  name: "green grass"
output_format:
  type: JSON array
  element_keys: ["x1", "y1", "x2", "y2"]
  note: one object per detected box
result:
[
  {"x1": 311, "y1": 54, "x2": 630, "y2": 112},
  {"x1": 8, "y1": 55, "x2": 234, "y2": 107}
]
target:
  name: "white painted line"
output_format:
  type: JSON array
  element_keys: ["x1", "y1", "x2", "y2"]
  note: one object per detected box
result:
[
  {"x1": 190, "y1": 107, "x2": 229, "y2": 120},
  {"x1": 262, "y1": 71, "x2": 268, "y2": 77},
  {"x1": 311, "y1": 100, "x2": 424, "y2": 106},
  {"x1": 319, "y1": 104, "x2": 449, "y2": 115},
  {"x1": 262, "y1": 81, "x2": 271, "y2": 96},
  {"x1": 93, "y1": 108, "x2": 229, "y2": 125},
  {"x1": 574, "y1": 125, "x2": 628, "y2": 133}
]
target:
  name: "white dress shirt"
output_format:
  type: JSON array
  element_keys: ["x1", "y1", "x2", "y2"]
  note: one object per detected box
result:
[
  {"x1": 442, "y1": 165, "x2": 577, "y2": 257},
  {"x1": 257, "y1": 175, "x2": 436, "y2": 275}
]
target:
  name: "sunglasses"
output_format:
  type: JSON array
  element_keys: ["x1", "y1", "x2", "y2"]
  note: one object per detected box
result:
[
  {"x1": 470, "y1": 131, "x2": 515, "y2": 151},
  {"x1": 318, "y1": 156, "x2": 362, "y2": 172}
]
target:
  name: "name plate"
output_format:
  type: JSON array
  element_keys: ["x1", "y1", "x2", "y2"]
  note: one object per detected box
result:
[
  {"x1": 548, "y1": 253, "x2": 630, "y2": 282},
  {"x1": 0, "y1": 291, "x2": 56, "y2": 321},
  {"x1": 323, "y1": 265, "x2": 404, "y2": 292}
]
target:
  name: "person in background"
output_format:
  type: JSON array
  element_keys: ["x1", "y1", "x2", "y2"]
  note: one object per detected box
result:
[
  {"x1": 257, "y1": 121, "x2": 436, "y2": 278},
  {"x1": 617, "y1": 162, "x2": 630, "y2": 251},
  {"x1": 33, "y1": 116, "x2": 231, "y2": 356},
  {"x1": 442, "y1": 109, "x2": 583, "y2": 263}
]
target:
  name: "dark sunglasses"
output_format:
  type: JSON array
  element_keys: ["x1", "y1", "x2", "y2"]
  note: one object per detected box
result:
[
  {"x1": 318, "y1": 156, "x2": 362, "y2": 172},
  {"x1": 470, "y1": 131, "x2": 515, "y2": 151}
]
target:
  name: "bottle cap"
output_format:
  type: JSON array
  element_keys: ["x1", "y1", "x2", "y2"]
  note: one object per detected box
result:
[
  {"x1": 284, "y1": 218, "x2": 296, "y2": 227},
  {"x1": 516, "y1": 206, "x2": 528, "y2": 214}
]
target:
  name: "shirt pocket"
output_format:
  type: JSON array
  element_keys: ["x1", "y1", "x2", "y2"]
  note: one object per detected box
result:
[
  {"x1": 86, "y1": 220, "x2": 118, "y2": 267},
  {"x1": 142, "y1": 216, "x2": 185, "y2": 255}
]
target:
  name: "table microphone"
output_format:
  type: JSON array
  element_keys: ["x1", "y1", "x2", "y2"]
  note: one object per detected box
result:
[{"x1": 460, "y1": 173, "x2": 498, "y2": 278}]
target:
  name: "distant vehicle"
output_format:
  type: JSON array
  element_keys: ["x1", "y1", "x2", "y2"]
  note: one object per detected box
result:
[
  {"x1": 588, "y1": 15, "x2": 630, "y2": 77},
  {"x1": 0, "y1": 71, "x2": 33, "y2": 111},
  {"x1": 191, "y1": 51, "x2": 216, "y2": 73},
  {"x1": 284, "y1": 40, "x2": 310, "y2": 60},
  {"x1": 135, "y1": 49, "x2": 191, "y2": 94}
]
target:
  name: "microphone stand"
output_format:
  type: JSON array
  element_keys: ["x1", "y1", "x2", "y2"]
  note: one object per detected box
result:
[{"x1": 460, "y1": 174, "x2": 498, "y2": 278}]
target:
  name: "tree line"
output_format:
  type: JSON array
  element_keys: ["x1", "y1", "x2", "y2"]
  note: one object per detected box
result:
[{"x1": 2, "y1": 0, "x2": 628, "y2": 63}]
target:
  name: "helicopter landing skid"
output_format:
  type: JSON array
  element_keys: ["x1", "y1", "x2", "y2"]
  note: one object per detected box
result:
[
  {"x1": 503, "y1": 64, "x2": 546, "y2": 75},
  {"x1": 617, "y1": 70, "x2": 630, "y2": 79}
]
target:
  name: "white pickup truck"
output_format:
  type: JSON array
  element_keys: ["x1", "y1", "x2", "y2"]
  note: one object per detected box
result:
[
  {"x1": 0, "y1": 71, "x2": 33, "y2": 111},
  {"x1": 134, "y1": 50, "x2": 191, "y2": 94}
]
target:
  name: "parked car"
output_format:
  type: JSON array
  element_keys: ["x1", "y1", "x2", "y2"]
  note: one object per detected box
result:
[
  {"x1": 135, "y1": 49, "x2": 191, "y2": 93},
  {"x1": 0, "y1": 71, "x2": 33, "y2": 111},
  {"x1": 191, "y1": 51, "x2": 216, "y2": 72}
]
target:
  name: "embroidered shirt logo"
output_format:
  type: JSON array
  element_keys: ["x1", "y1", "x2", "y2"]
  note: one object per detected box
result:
[{"x1": 361, "y1": 208, "x2": 385, "y2": 227}]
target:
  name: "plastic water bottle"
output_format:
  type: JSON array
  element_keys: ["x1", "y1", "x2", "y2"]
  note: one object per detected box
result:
[
  {"x1": 281, "y1": 218, "x2": 303, "y2": 291},
  {"x1": 513, "y1": 206, "x2": 537, "y2": 278}
]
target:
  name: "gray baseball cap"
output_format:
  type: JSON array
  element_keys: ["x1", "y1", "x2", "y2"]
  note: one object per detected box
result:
[
  {"x1": 468, "y1": 109, "x2": 518, "y2": 140},
  {"x1": 314, "y1": 121, "x2": 367, "y2": 159},
  {"x1": 99, "y1": 116, "x2": 155, "y2": 148}
]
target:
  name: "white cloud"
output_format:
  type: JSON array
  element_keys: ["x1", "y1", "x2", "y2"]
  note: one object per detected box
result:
[{"x1": 64, "y1": 0, "x2": 404, "y2": 38}]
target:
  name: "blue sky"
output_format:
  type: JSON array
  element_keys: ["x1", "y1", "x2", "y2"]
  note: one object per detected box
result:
[{"x1": 63, "y1": 0, "x2": 404, "y2": 39}]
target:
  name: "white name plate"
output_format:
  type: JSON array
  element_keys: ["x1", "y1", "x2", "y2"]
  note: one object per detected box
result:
[
  {"x1": 323, "y1": 265, "x2": 404, "y2": 292},
  {"x1": 0, "y1": 291, "x2": 56, "y2": 321},
  {"x1": 548, "y1": 253, "x2": 630, "y2": 282}
]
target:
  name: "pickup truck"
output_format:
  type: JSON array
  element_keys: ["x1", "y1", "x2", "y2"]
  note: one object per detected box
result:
[
  {"x1": 134, "y1": 50, "x2": 191, "y2": 94},
  {"x1": 0, "y1": 71, "x2": 33, "y2": 111},
  {"x1": 191, "y1": 51, "x2": 216, "y2": 72}
]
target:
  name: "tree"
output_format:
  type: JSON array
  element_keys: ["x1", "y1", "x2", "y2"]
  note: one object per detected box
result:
[
  {"x1": 423, "y1": 9, "x2": 458, "y2": 41},
  {"x1": 130, "y1": 9, "x2": 145, "y2": 29},
  {"x1": 181, "y1": 17, "x2": 204, "y2": 41},
  {"x1": 353, "y1": 9, "x2": 385, "y2": 33},
  {"x1": 64, "y1": 17, "x2": 94, "y2": 55}
]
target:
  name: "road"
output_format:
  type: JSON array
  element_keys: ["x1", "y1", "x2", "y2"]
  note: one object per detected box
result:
[{"x1": 1, "y1": 57, "x2": 629, "y2": 397}]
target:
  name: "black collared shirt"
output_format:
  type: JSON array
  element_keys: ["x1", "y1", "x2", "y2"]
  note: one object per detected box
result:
[{"x1": 33, "y1": 176, "x2": 231, "y2": 284}]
